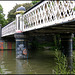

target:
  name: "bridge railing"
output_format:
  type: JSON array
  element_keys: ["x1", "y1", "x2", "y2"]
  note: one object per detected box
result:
[
  {"x1": 1, "y1": 1, "x2": 75, "y2": 37},
  {"x1": 2, "y1": 21, "x2": 16, "y2": 37},
  {"x1": 23, "y1": 1, "x2": 75, "y2": 32}
]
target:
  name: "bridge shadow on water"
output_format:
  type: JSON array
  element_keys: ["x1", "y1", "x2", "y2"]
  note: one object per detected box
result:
[{"x1": 0, "y1": 49, "x2": 56, "y2": 74}]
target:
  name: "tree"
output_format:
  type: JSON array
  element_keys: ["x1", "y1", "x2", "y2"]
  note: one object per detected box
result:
[
  {"x1": 32, "y1": 0, "x2": 40, "y2": 5},
  {"x1": 7, "y1": 3, "x2": 33, "y2": 24},
  {"x1": 0, "y1": 4, "x2": 8, "y2": 27}
]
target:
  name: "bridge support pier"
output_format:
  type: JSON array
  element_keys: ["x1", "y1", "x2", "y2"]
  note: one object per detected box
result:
[
  {"x1": 14, "y1": 32, "x2": 28, "y2": 59},
  {"x1": 60, "y1": 33, "x2": 73, "y2": 70}
]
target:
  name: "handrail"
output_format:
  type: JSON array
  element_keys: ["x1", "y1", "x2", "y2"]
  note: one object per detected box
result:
[
  {"x1": 2, "y1": 21, "x2": 16, "y2": 37},
  {"x1": 23, "y1": 1, "x2": 75, "y2": 32}
]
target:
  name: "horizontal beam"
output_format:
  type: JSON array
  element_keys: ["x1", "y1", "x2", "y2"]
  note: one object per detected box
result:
[
  {"x1": 51, "y1": 27, "x2": 75, "y2": 30},
  {"x1": 26, "y1": 29, "x2": 75, "y2": 35}
]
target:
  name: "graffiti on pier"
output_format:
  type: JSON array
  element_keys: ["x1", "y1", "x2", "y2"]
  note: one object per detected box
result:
[
  {"x1": 16, "y1": 44, "x2": 27, "y2": 59},
  {"x1": 0, "y1": 42, "x2": 3, "y2": 49}
]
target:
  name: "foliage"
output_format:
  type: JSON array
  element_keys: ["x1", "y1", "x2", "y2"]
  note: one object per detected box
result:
[
  {"x1": 7, "y1": 1, "x2": 41, "y2": 24},
  {"x1": 0, "y1": 5, "x2": 3, "y2": 13},
  {"x1": 31, "y1": 37, "x2": 39, "y2": 51},
  {"x1": 7, "y1": 3, "x2": 33, "y2": 24},
  {"x1": 72, "y1": 56, "x2": 75, "y2": 73},
  {"x1": 54, "y1": 49, "x2": 68, "y2": 74},
  {"x1": 73, "y1": 7, "x2": 75, "y2": 11},
  {"x1": 32, "y1": 0, "x2": 40, "y2": 5},
  {"x1": 53, "y1": 34, "x2": 61, "y2": 50},
  {"x1": 73, "y1": 37, "x2": 75, "y2": 50},
  {"x1": 0, "y1": 4, "x2": 8, "y2": 27},
  {"x1": 54, "y1": 49, "x2": 75, "y2": 74},
  {"x1": 0, "y1": 66, "x2": 4, "y2": 74}
]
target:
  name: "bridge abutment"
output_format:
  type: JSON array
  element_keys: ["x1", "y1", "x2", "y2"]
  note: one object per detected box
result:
[
  {"x1": 60, "y1": 33, "x2": 73, "y2": 70},
  {"x1": 14, "y1": 32, "x2": 28, "y2": 59}
]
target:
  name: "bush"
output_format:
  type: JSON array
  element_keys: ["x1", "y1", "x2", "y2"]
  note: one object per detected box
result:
[{"x1": 53, "y1": 49, "x2": 75, "y2": 74}]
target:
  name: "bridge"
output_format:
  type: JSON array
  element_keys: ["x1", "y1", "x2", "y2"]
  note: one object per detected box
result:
[
  {"x1": 0, "y1": 0, "x2": 75, "y2": 66},
  {"x1": 2, "y1": 1, "x2": 75, "y2": 37}
]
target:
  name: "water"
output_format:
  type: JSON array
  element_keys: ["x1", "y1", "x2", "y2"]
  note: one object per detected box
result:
[{"x1": 0, "y1": 50, "x2": 56, "y2": 74}]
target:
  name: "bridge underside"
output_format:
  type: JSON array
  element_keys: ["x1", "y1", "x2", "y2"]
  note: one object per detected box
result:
[
  {"x1": 25, "y1": 20, "x2": 75, "y2": 35},
  {"x1": 2, "y1": 35, "x2": 15, "y2": 41}
]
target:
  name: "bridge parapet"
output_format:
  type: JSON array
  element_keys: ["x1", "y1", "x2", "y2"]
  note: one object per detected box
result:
[
  {"x1": 2, "y1": 21, "x2": 16, "y2": 37},
  {"x1": 23, "y1": 1, "x2": 75, "y2": 32}
]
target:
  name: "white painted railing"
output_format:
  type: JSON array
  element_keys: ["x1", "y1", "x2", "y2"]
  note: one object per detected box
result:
[
  {"x1": 23, "y1": 1, "x2": 75, "y2": 32},
  {"x1": 1, "y1": 1, "x2": 75, "y2": 37},
  {"x1": 2, "y1": 21, "x2": 16, "y2": 37}
]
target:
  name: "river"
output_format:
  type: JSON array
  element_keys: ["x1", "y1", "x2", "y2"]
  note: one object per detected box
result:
[{"x1": 0, "y1": 50, "x2": 56, "y2": 74}]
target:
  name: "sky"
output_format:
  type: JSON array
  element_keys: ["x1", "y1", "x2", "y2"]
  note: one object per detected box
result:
[{"x1": 0, "y1": 1, "x2": 32, "y2": 19}]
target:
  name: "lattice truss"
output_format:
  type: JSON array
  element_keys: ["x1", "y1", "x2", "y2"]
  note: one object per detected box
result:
[
  {"x1": 2, "y1": 21, "x2": 16, "y2": 37},
  {"x1": 23, "y1": 1, "x2": 75, "y2": 29}
]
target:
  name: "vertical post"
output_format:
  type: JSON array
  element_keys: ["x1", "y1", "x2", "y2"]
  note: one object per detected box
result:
[
  {"x1": 14, "y1": 6, "x2": 27, "y2": 59},
  {"x1": 60, "y1": 33, "x2": 73, "y2": 70}
]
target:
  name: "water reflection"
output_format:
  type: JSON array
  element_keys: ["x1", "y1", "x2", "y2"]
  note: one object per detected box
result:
[
  {"x1": 0, "y1": 50, "x2": 3, "y2": 60},
  {"x1": 16, "y1": 59, "x2": 30, "y2": 74},
  {"x1": 16, "y1": 59, "x2": 25, "y2": 74},
  {"x1": 16, "y1": 58, "x2": 37, "y2": 74},
  {"x1": 0, "y1": 50, "x2": 56, "y2": 74}
]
